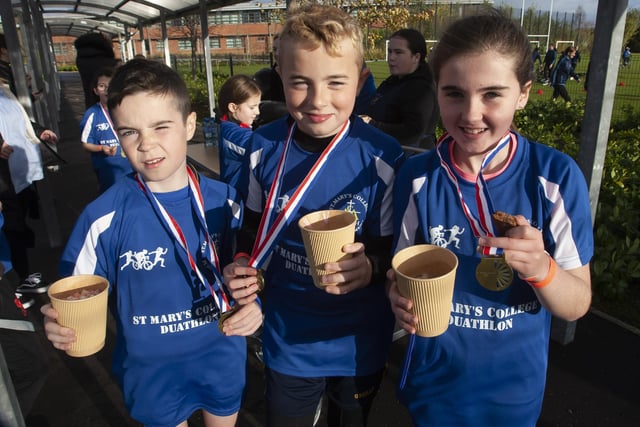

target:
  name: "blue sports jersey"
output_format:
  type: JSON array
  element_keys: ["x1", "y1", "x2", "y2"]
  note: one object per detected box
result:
[
  {"x1": 242, "y1": 115, "x2": 404, "y2": 377},
  {"x1": 0, "y1": 212, "x2": 12, "y2": 273},
  {"x1": 80, "y1": 103, "x2": 133, "y2": 191},
  {"x1": 393, "y1": 133, "x2": 593, "y2": 427},
  {"x1": 59, "y1": 173, "x2": 245, "y2": 426},
  {"x1": 218, "y1": 119, "x2": 252, "y2": 197}
]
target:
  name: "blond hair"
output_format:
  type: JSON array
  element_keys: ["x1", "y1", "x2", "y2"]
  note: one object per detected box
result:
[{"x1": 280, "y1": 4, "x2": 364, "y2": 65}]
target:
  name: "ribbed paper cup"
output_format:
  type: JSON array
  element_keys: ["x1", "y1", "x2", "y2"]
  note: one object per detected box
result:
[
  {"x1": 299, "y1": 210, "x2": 356, "y2": 288},
  {"x1": 392, "y1": 245, "x2": 458, "y2": 337},
  {"x1": 48, "y1": 275, "x2": 109, "y2": 357}
]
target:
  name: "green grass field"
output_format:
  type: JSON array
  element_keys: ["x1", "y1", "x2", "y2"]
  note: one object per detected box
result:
[{"x1": 195, "y1": 53, "x2": 640, "y2": 122}]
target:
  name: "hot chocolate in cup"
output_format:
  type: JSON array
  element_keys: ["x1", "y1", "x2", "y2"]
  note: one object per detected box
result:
[
  {"x1": 298, "y1": 210, "x2": 356, "y2": 288},
  {"x1": 48, "y1": 275, "x2": 109, "y2": 357},
  {"x1": 392, "y1": 245, "x2": 458, "y2": 337}
]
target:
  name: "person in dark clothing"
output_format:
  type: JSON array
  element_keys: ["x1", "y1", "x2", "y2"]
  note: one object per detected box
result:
[
  {"x1": 542, "y1": 43, "x2": 556, "y2": 82},
  {"x1": 361, "y1": 28, "x2": 439, "y2": 149},
  {"x1": 551, "y1": 46, "x2": 580, "y2": 102},
  {"x1": 74, "y1": 32, "x2": 117, "y2": 109},
  {"x1": 531, "y1": 46, "x2": 542, "y2": 76},
  {"x1": 571, "y1": 46, "x2": 581, "y2": 70},
  {"x1": 253, "y1": 33, "x2": 288, "y2": 128}
]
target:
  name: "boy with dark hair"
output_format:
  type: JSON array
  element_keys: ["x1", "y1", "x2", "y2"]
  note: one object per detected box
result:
[
  {"x1": 227, "y1": 4, "x2": 404, "y2": 426},
  {"x1": 42, "y1": 59, "x2": 262, "y2": 427},
  {"x1": 80, "y1": 67, "x2": 133, "y2": 193}
]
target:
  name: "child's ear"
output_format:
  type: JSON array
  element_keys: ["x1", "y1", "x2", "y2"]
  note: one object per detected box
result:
[
  {"x1": 356, "y1": 66, "x2": 371, "y2": 95},
  {"x1": 228, "y1": 102, "x2": 238, "y2": 114},
  {"x1": 186, "y1": 112, "x2": 197, "y2": 140},
  {"x1": 516, "y1": 81, "x2": 533, "y2": 110}
]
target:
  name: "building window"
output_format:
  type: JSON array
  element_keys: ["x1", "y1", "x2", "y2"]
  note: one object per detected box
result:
[
  {"x1": 212, "y1": 12, "x2": 241, "y2": 25},
  {"x1": 156, "y1": 40, "x2": 164, "y2": 50},
  {"x1": 178, "y1": 39, "x2": 192, "y2": 50},
  {"x1": 53, "y1": 43, "x2": 68, "y2": 55},
  {"x1": 210, "y1": 38, "x2": 221, "y2": 49},
  {"x1": 226, "y1": 37, "x2": 243, "y2": 49},
  {"x1": 242, "y1": 11, "x2": 261, "y2": 23}
]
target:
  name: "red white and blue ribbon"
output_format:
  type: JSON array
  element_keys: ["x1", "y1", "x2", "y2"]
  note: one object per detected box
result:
[
  {"x1": 435, "y1": 132, "x2": 513, "y2": 256},
  {"x1": 135, "y1": 167, "x2": 232, "y2": 313},
  {"x1": 249, "y1": 120, "x2": 351, "y2": 269}
]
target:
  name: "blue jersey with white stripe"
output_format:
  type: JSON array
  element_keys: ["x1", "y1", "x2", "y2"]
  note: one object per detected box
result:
[
  {"x1": 244, "y1": 115, "x2": 404, "y2": 377},
  {"x1": 80, "y1": 103, "x2": 133, "y2": 190},
  {"x1": 393, "y1": 133, "x2": 593, "y2": 426},
  {"x1": 218, "y1": 119, "x2": 252, "y2": 196},
  {"x1": 59, "y1": 174, "x2": 245, "y2": 424}
]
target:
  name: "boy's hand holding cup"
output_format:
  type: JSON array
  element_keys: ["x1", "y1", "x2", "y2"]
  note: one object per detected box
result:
[{"x1": 298, "y1": 210, "x2": 357, "y2": 288}]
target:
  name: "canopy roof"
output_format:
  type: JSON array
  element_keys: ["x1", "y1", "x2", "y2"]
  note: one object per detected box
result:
[{"x1": 14, "y1": 0, "x2": 248, "y2": 37}]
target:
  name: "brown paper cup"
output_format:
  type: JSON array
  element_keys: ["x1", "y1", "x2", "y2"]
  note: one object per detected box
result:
[
  {"x1": 392, "y1": 245, "x2": 458, "y2": 337},
  {"x1": 48, "y1": 275, "x2": 109, "y2": 357},
  {"x1": 298, "y1": 210, "x2": 356, "y2": 288}
]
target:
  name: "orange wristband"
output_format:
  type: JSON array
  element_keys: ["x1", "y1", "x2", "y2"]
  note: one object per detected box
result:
[
  {"x1": 524, "y1": 255, "x2": 557, "y2": 289},
  {"x1": 233, "y1": 252, "x2": 250, "y2": 262}
]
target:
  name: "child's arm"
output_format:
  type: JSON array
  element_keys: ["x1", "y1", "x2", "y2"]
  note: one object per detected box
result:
[{"x1": 478, "y1": 215, "x2": 592, "y2": 321}]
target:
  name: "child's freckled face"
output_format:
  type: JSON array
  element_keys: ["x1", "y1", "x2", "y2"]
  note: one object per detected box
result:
[
  {"x1": 278, "y1": 38, "x2": 362, "y2": 138},
  {"x1": 111, "y1": 92, "x2": 196, "y2": 192}
]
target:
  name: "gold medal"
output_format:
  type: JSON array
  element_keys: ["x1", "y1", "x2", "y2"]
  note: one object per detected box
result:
[
  {"x1": 476, "y1": 257, "x2": 514, "y2": 291},
  {"x1": 256, "y1": 269, "x2": 265, "y2": 292},
  {"x1": 217, "y1": 306, "x2": 237, "y2": 333}
]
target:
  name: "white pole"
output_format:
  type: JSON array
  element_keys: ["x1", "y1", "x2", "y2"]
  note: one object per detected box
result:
[
  {"x1": 520, "y1": 0, "x2": 525, "y2": 27},
  {"x1": 547, "y1": 0, "x2": 554, "y2": 46}
]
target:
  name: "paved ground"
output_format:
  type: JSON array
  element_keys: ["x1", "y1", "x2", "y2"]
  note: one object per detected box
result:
[{"x1": 11, "y1": 73, "x2": 640, "y2": 426}]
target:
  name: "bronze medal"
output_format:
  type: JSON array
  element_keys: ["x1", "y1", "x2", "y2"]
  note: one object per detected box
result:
[
  {"x1": 256, "y1": 269, "x2": 265, "y2": 292},
  {"x1": 475, "y1": 257, "x2": 514, "y2": 291},
  {"x1": 217, "y1": 306, "x2": 237, "y2": 333}
]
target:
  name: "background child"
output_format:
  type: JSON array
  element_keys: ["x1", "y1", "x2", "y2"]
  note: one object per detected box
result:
[
  {"x1": 80, "y1": 67, "x2": 133, "y2": 193},
  {"x1": 217, "y1": 74, "x2": 261, "y2": 196},
  {"x1": 227, "y1": 4, "x2": 404, "y2": 426},
  {"x1": 388, "y1": 11, "x2": 593, "y2": 426},
  {"x1": 41, "y1": 59, "x2": 262, "y2": 427}
]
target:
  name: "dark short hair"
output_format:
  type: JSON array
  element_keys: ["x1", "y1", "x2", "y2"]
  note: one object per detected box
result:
[
  {"x1": 107, "y1": 59, "x2": 191, "y2": 120},
  {"x1": 92, "y1": 67, "x2": 115, "y2": 88},
  {"x1": 390, "y1": 29, "x2": 427, "y2": 63}
]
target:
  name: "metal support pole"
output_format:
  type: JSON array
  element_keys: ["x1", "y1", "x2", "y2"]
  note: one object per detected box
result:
[{"x1": 0, "y1": 343, "x2": 26, "y2": 427}]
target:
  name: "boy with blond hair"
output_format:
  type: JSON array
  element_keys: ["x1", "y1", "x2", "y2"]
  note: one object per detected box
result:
[{"x1": 227, "y1": 4, "x2": 404, "y2": 426}]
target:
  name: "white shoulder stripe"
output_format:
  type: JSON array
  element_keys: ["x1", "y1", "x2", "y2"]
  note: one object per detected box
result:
[
  {"x1": 72, "y1": 211, "x2": 116, "y2": 275},
  {"x1": 539, "y1": 176, "x2": 581, "y2": 269},
  {"x1": 224, "y1": 138, "x2": 246, "y2": 156},
  {"x1": 80, "y1": 112, "x2": 94, "y2": 143},
  {"x1": 397, "y1": 176, "x2": 425, "y2": 251},
  {"x1": 375, "y1": 155, "x2": 396, "y2": 235}
]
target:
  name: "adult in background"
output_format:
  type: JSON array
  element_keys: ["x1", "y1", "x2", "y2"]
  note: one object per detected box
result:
[
  {"x1": 551, "y1": 46, "x2": 580, "y2": 102},
  {"x1": 542, "y1": 43, "x2": 556, "y2": 83},
  {"x1": 74, "y1": 32, "x2": 117, "y2": 109},
  {"x1": 361, "y1": 28, "x2": 438, "y2": 149}
]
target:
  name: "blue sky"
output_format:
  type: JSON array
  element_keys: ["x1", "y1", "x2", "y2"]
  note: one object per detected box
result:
[{"x1": 497, "y1": 0, "x2": 640, "y2": 22}]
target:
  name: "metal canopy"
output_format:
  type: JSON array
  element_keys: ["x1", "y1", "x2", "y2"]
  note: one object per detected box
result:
[{"x1": 13, "y1": 0, "x2": 245, "y2": 37}]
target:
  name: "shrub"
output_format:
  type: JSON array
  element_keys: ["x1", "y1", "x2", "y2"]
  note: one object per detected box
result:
[{"x1": 516, "y1": 100, "x2": 640, "y2": 302}]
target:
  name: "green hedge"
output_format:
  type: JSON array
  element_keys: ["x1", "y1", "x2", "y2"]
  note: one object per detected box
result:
[{"x1": 516, "y1": 100, "x2": 640, "y2": 302}]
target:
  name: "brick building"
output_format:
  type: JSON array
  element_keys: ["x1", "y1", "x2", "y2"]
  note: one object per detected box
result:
[{"x1": 52, "y1": 1, "x2": 285, "y2": 67}]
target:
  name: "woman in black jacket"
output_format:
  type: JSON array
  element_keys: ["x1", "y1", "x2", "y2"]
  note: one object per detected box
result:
[{"x1": 361, "y1": 28, "x2": 438, "y2": 149}]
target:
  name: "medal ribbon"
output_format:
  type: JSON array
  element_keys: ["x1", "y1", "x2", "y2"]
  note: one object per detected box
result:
[
  {"x1": 135, "y1": 168, "x2": 232, "y2": 313},
  {"x1": 435, "y1": 132, "x2": 513, "y2": 256},
  {"x1": 249, "y1": 120, "x2": 351, "y2": 269}
]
